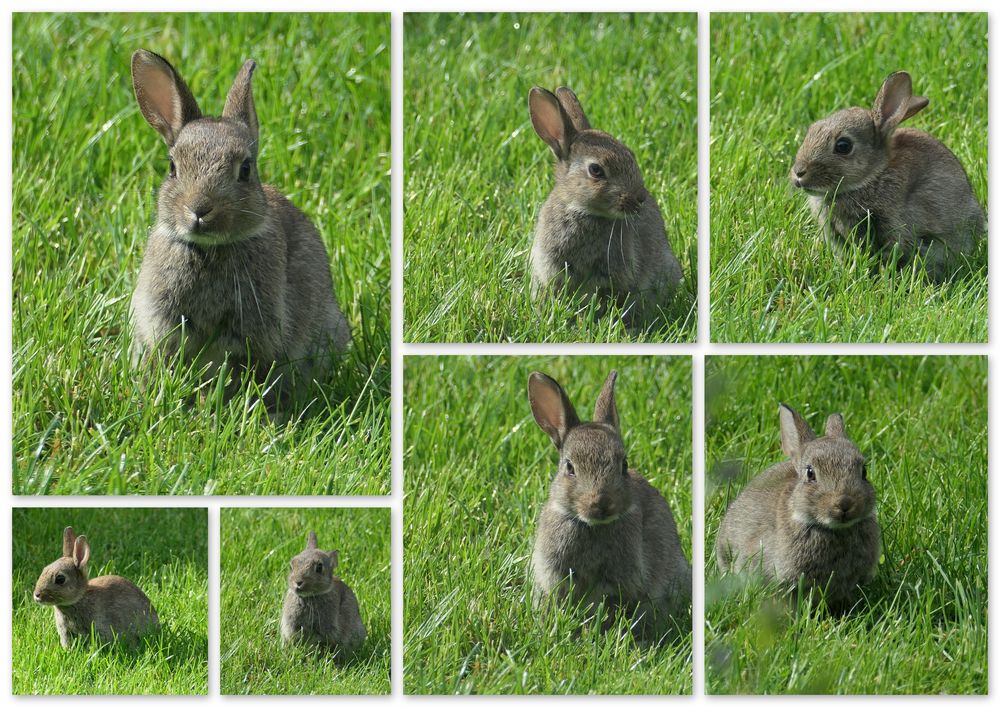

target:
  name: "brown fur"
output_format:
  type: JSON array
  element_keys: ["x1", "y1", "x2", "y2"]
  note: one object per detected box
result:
[{"x1": 791, "y1": 71, "x2": 985, "y2": 282}]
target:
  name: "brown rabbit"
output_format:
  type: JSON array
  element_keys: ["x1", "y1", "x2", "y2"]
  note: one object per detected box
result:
[
  {"x1": 715, "y1": 404, "x2": 880, "y2": 611},
  {"x1": 528, "y1": 370, "x2": 691, "y2": 639},
  {"x1": 280, "y1": 531, "x2": 366, "y2": 654},
  {"x1": 791, "y1": 71, "x2": 985, "y2": 282},
  {"x1": 528, "y1": 87, "x2": 683, "y2": 326},
  {"x1": 129, "y1": 49, "x2": 350, "y2": 405},
  {"x1": 33, "y1": 527, "x2": 159, "y2": 648}
]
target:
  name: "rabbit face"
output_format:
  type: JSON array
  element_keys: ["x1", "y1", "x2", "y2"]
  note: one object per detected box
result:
[
  {"x1": 790, "y1": 437, "x2": 876, "y2": 530},
  {"x1": 551, "y1": 424, "x2": 633, "y2": 525},
  {"x1": 560, "y1": 134, "x2": 649, "y2": 219},
  {"x1": 159, "y1": 119, "x2": 268, "y2": 246},
  {"x1": 791, "y1": 108, "x2": 887, "y2": 196},
  {"x1": 287, "y1": 532, "x2": 339, "y2": 598},
  {"x1": 34, "y1": 557, "x2": 87, "y2": 607}
]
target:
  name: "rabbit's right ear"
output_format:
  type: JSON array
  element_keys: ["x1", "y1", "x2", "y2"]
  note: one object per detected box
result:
[
  {"x1": 872, "y1": 71, "x2": 928, "y2": 137},
  {"x1": 72, "y1": 536, "x2": 90, "y2": 571},
  {"x1": 779, "y1": 403, "x2": 816, "y2": 460},
  {"x1": 529, "y1": 87, "x2": 575, "y2": 160},
  {"x1": 131, "y1": 49, "x2": 202, "y2": 145},
  {"x1": 306, "y1": 531, "x2": 318, "y2": 550},
  {"x1": 62, "y1": 527, "x2": 76, "y2": 557},
  {"x1": 555, "y1": 87, "x2": 592, "y2": 131},
  {"x1": 528, "y1": 372, "x2": 580, "y2": 449}
]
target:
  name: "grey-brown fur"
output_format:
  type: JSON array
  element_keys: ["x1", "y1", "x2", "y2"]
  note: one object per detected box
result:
[
  {"x1": 791, "y1": 71, "x2": 985, "y2": 282},
  {"x1": 280, "y1": 531, "x2": 366, "y2": 653},
  {"x1": 129, "y1": 49, "x2": 350, "y2": 403},
  {"x1": 528, "y1": 370, "x2": 691, "y2": 638},
  {"x1": 33, "y1": 527, "x2": 159, "y2": 648},
  {"x1": 715, "y1": 404, "x2": 880, "y2": 611},
  {"x1": 528, "y1": 87, "x2": 683, "y2": 325}
]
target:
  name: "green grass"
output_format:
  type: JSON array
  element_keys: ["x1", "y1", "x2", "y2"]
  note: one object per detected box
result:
[
  {"x1": 404, "y1": 13, "x2": 698, "y2": 343},
  {"x1": 710, "y1": 13, "x2": 987, "y2": 343},
  {"x1": 12, "y1": 507, "x2": 208, "y2": 695},
  {"x1": 13, "y1": 12, "x2": 390, "y2": 495},
  {"x1": 404, "y1": 356, "x2": 692, "y2": 693},
  {"x1": 219, "y1": 507, "x2": 391, "y2": 695},
  {"x1": 705, "y1": 356, "x2": 987, "y2": 694}
]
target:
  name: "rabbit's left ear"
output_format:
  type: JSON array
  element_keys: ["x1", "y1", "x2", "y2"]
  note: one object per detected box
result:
[
  {"x1": 62, "y1": 527, "x2": 76, "y2": 557},
  {"x1": 555, "y1": 87, "x2": 591, "y2": 131},
  {"x1": 872, "y1": 71, "x2": 928, "y2": 137},
  {"x1": 73, "y1": 536, "x2": 90, "y2": 571},
  {"x1": 328, "y1": 550, "x2": 339, "y2": 569},
  {"x1": 223, "y1": 59, "x2": 259, "y2": 151},
  {"x1": 593, "y1": 370, "x2": 620, "y2": 431},
  {"x1": 825, "y1": 413, "x2": 846, "y2": 438}
]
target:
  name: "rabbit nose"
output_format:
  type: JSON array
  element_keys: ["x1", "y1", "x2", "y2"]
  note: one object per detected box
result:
[
  {"x1": 793, "y1": 164, "x2": 807, "y2": 179},
  {"x1": 295, "y1": 580, "x2": 304, "y2": 588},
  {"x1": 837, "y1": 496, "x2": 853, "y2": 514}
]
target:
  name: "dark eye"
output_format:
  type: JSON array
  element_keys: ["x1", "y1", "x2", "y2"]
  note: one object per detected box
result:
[
  {"x1": 805, "y1": 464, "x2": 816, "y2": 482},
  {"x1": 54, "y1": 574, "x2": 65, "y2": 585},
  {"x1": 861, "y1": 463, "x2": 868, "y2": 481},
  {"x1": 168, "y1": 158, "x2": 177, "y2": 178},
  {"x1": 239, "y1": 158, "x2": 252, "y2": 182},
  {"x1": 314, "y1": 562, "x2": 323, "y2": 574},
  {"x1": 622, "y1": 459, "x2": 629, "y2": 477},
  {"x1": 834, "y1": 137, "x2": 853, "y2": 155},
  {"x1": 588, "y1": 163, "x2": 605, "y2": 179},
  {"x1": 565, "y1": 460, "x2": 575, "y2": 477}
]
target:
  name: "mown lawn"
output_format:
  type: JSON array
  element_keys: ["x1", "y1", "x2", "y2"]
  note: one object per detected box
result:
[
  {"x1": 219, "y1": 507, "x2": 391, "y2": 695},
  {"x1": 404, "y1": 13, "x2": 698, "y2": 343},
  {"x1": 705, "y1": 355, "x2": 987, "y2": 694},
  {"x1": 12, "y1": 507, "x2": 208, "y2": 695},
  {"x1": 13, "y1": 12, "x2": 390, "y2": 495},
  {"x1": 404, "y1": 356, "x2": 693, "y2": 693},
  {"x1": 710, "y1": 13, "x2": 987, "y2": 343}
]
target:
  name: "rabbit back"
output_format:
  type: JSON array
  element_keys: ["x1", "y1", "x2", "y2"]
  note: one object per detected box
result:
[{"x1": 54, "y1": 576, "x2": 159, "y2": 648}]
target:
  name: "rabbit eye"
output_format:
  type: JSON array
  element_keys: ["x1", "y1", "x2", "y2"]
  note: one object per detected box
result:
[
  {"x1": 168, "y1": 158, "x2": 177, "y2": 178},
  {"x1": 861, "y1": 463, "x2": 868, "y2": 480},
  {"x1": 314, "y1": 562, "x2": 324, "y2": 574},
  {"x1": 565, "y1": 460, "x2": 575, "y2": 477},
  {"x1": 239, "y1": 158, "x2": 252, "y2": 182},
  {"x1": 805, "y1": 464, "x2": 816, "y2": 482},
  {"x1": 54, "y1": 574, "x2": 65, "y2": 585},
  {"x1": 622, "y1": 459, "x2": 629, "y2": 477},
  {"x1": 834, "y1": 137, "x2": 853, "y2": 155},
  {"x1": 587, "y1": 163, "x2": 605, "y2": 179}
]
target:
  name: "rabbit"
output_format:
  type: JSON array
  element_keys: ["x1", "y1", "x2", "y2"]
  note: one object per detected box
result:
[
  {"x1": 715, "y1": 404, "x2": 881, "y2": 611},
  {"x1": 33, "y1": 526, "x2": 159, "y2": 649},
  {"x1": 527, "y1": 86, "x2": 683, "y2": 326},
  {"x1": 129, "y1": 49, "x2": 350, "y2": 405},
  {"x1": 791, "y1": 71, "x2": 985, "y2": 283},
  {"x1": 528, "y1": 370, "x2": 691, "y2": 639},
  {"x1": 281, "y1": 530, "x2": 366, "y2": 654}
]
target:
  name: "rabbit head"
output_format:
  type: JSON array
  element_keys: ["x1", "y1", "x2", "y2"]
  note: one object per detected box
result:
[
  {"x1": 287, "y1": 531, "x2": 339, "y2": 597},
  {"x1": 779, "y1": 404, "x2": 876, "y2": 530},
  {"x1": 529, "y1": 370, "x2": 633, "y2": 526},
  {"x1": 131, "y1": 49, "x2": 267, "y2": 247},
  {"x1": 34, "y1": 527, "x2": 90, "y2": 607},
  {"x1": 791, "y1": 71, "x2": 929, "y2": 196},
  {"x1": 529, "y1": 86, "x2": 649, "y2": 218}
]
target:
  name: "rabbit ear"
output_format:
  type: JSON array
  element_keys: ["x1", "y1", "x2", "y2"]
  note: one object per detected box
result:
[
  {"x1": 73, "y1": 536, "x2": 90, "y2": 571},
  {"x1": 555, "y1": 86, "x2": 591, "y2": 131},
  {"x1": 872, "y1": 71, "x2": 928, "y2": 137},
  {"x1": 779, "y1": 403, "x2": 816, "y2": 459},
  {"x1": 528, "y1": 372, "x2": 581, "y2": 449},
  {"x1": 328, "y1": 550, "x2": 339, "y2": 569},
  {"x1": 593, "y1": 370, "x2": 620, "y2": 431},
  {"x1": 825, "y1": 413, "x2": 846, "y2": 438},
  {"x1": 62, "y1": 527, "x2": 76, "y2": 557},
  {"x1": 131, "y1": 49, "x2": 202, "y2": 145},
  {"x1": 222, "y1": 59, "x2": 259, "y2": 150},
  {"x1": 306, "y1": 531, "x2": 318, "y2": 550},
  {"x1": 529, "y1": 87, "x2": 575, "y2": 160}
]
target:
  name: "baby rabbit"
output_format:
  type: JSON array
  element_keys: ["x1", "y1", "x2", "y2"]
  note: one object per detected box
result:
[
  {"x1": 129, "y1": 49, "x2": 350, "y2": 402},
  {"x1": 528, "y1": 87, "x2": 683, "y2": 325},
  {"x1": 528, "y1": 370, "x2": 691, "y2": 638},
  {"x1": 715, "y1": 404, "x2": 880, "y2": 611},
  {"x1": 281, "y1": 530, "x2": 366, "y2": 654},
  {"x1": 33, "y1": 527, "x2": 159, "y2": 648},
  {"x1": 791, "y1": 71, "x2": 985, "y2": 282}
]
